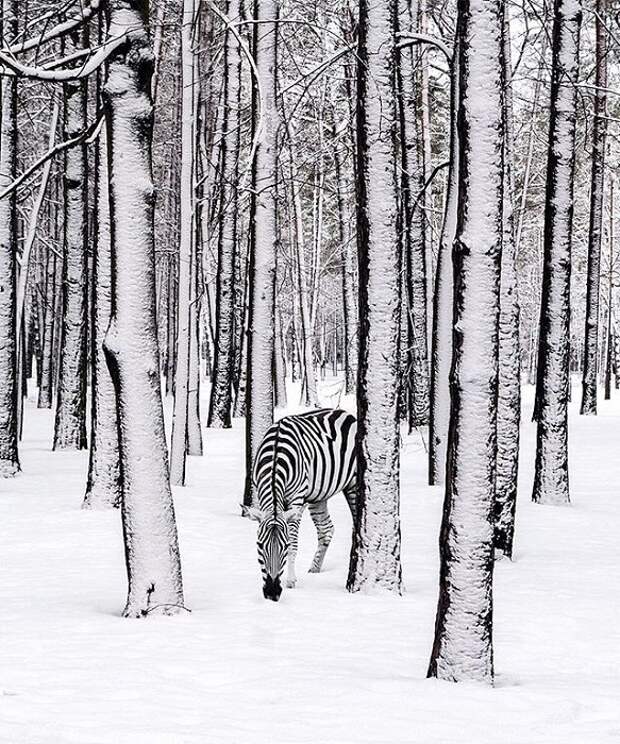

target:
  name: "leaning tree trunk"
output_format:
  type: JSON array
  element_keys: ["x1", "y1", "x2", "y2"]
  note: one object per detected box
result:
[
  {"x1": 532, "y1": 0, "x2": 582, "y2": 505},
  {"x1": 243, "y1": 0, "x2": 278, "y2": 507},
  {"x1": 0, "y1": 0, "x2": 19, "y2": 476},
  {"x1": 208, "y1": 0, "x2": 242, "y2": 429},
  {"x1": 347, "y1": 0, "x2": 402, "y2": 594},
  {"x1": 427, "y1": 0, "x2": 503, "y2": 684},
  {"x1": 54, "y1": 29, "x2": 88, "y2": 452},
  {"x1": 580, "y1": 0, "x2": 607, "y2": 415},
  {"x1": 103, "y1": 0, "x2": 184, "y2": 617},
  {"x1": 428, "y1": 37, "x2": 458, "y2": 486},
  {"x1": 84, "y1": 107, "x2": 121, "y2": 509},
  {"x1": 494, "y1": 6, "x2": 521, "y2": 559}
]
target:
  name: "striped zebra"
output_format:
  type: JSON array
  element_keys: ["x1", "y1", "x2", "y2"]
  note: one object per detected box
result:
[{"x1": 243, "y1": 408, "x2": 357, "y2": 601}]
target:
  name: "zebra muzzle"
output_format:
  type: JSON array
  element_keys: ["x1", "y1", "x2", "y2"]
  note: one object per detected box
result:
[{"x1": 263, "y1": 575, "x2": 282, "y2": 602}]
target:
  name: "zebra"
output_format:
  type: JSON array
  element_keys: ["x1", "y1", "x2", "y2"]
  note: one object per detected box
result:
[{"x1": 242, "y1": 408, "x2": 357, "y2": 601}]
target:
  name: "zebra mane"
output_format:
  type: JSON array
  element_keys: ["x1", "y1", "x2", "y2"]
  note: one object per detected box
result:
[{"x1": 270, "y1": 420, "x2": 282, "y2": 520}]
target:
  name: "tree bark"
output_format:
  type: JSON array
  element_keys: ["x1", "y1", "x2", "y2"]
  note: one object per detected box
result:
[
  {"x1": 427, "y1": 0, "x2": 503, "y2": 684},
  {"x1": 243, "y1": 0, "x2": 278, "y2": 507},
  {"x1": 347, "y1": 0, "x2": 402, "y2": 594},
  {"x1": 532, "y1": 0, "x2": 582, "y2": 505},
  {"x1": 494, "y1": 6, "x2": 521, "y2": 559},
  {"x1": 54, "y1": 28, "x2": 89, "y2": 452},
  {"x1": 103, "y1": 0, "x2": 184, "y2": 617},
  {"x1": 580, "y1": 0, "x2": 607, "y2": 415},
  {"x1": 0, "y1": 0, "x2": 19, "y2": 476}
]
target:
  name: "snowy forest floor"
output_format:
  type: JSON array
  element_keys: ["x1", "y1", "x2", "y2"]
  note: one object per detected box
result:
[{"x1": 1, "y1": 378, "x2": 619, "y2": 744}]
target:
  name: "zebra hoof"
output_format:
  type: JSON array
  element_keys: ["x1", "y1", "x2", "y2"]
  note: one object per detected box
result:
[
  {"x1": 286, "y1": 579, "x2": 297, "y2": 589},
  {"x1": 308, "y1": 565, "x2": 321, "y2": 574}
]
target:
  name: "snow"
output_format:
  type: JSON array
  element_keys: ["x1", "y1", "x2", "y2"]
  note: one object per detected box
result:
[{"x1": 1, "y1": 379, "x2": 619, "y2": 743}]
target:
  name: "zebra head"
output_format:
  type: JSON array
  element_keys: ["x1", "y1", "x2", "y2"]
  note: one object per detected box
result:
[{"x1": 243, "y1": 505, "x2": 301, "y2": 601}]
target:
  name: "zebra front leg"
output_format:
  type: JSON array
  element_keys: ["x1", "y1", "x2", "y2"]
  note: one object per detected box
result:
[
  {"x1": 286, "y1": 509, "x2": 304, "y2": 589},
  {"x1": 308, "y1": 501, "x2": 334, "y2": 573}
]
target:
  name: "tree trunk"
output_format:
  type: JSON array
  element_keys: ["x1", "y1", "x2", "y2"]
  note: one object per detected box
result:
[
  {"x1": 0, "y1": 0, "x2": 19, "y2": 476},
  {"x1": 532, "y1": 0, "x2": 582, "y2": 505},
  {"x1": 580, "y1": 0, "x2": 607, "y2": 415},
  {"x1": 84, "y1": 107, "x2": 121, "y2": 509},
  {"x1": 170, "y1": 0, "x2": 199, "y2": 485},
  {"x1": 54, "y1": 29, "x2": 88, "y2": 452},
  {"x1": 427, "y1": 0, "x2": 503, "y2": 684},
  {"x1": 428, "y1": 38, "x2": 458, "y2": 486},
  {"x1": 103, "y1": 0, "x2": 184, "y2": 617},
  {"x1": 494, "y1": 6, "x2": 521, "y2": 559},
  {"x1": 346, "y1": 0, "x2": 402, "y2": 594},
  {"x1": 208, "y1": 0, "x2": 242, "y2": 429},
  {"x1": 243, "y1": 0, "x2": 278, "y2": 507}
]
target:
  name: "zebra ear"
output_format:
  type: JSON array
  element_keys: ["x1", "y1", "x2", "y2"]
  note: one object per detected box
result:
[
  {"x1": 283, "y1": 507, "x2": 302, "y2": 523},
  {"x1": 241, "y1": 505, "x2": 263, "y2": 522}
]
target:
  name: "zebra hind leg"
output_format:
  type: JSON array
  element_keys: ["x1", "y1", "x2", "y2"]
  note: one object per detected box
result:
[
  {"x1": 286, "y1": 509, "x2": 304, "y2": 589},
  {"x1": 308, "y1": 501, "x2": 334, "y2": 573},
  {"x1": 343, "y1": 481, "x2": 358, "y2": 524}
]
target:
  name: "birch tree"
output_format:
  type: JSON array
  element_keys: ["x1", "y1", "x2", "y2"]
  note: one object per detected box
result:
[
  {"x1": 532, "y1": 0, "x2": 582, "y2": 506},
  {"x1": 347, "y1": 0, "x2": 402, "y2": 594},
  {"x1": 427, "y1": 0, "x2": 504, "y2": 684}
]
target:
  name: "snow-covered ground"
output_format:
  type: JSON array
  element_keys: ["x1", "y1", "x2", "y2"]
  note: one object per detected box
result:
[{"x1": 1, "y1": 379, "x2": 619, "y2": 744}]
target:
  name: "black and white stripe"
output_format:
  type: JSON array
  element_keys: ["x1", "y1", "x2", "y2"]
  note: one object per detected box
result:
[{"x1": 243, "y1": 409, "x2": 357, "y2": 600}]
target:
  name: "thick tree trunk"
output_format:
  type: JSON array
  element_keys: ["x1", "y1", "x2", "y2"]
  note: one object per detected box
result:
[
  {"x1": 494, "y1": 7, "x2": 521, "y2": 559},
  {"x1": 54, "y1": 30, "x2": 88, "y2": 452},
  {"x1": 208, "y1": 0, "x2": 242, "y2": 428},
  {"x1": 84, "y1": 115, "x2": 121, "y2": 509},
  {"x1": 532, "y1": 0, "x2": 582, "y2": 505},
  {"x1": 428, "y1": 38, "x2": 458, "y2": 486},
  {"x1": 243, "y1": 0, "x2": 278, "y2": 506},
  {"x1": 347, "y1": 0, "x2": 402, "y2": 594},
  {"x1": 0, "y1": 0, "x2": 19, "y2": 476},
  {"x1": 427, "y1": 0, "x2": 503, "y2": 684},
  {"x1": 580, "y1": 0, "x2": 607, "y2": 415},
  {"x1": 103, "y1": 0, "x2": 184, "y2": 617}
]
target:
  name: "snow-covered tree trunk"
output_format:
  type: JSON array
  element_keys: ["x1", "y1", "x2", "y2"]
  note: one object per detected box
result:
[
  {"x1": 54, "y1": 30, "x2": 88, "y2": 452},
  {"x1": 580, "y1": 0, "x2": 607, "y2": 416},
  {"x1": 208, "y1": 0, "x2": 241, "y2": 428},
  {"x1": 427, "y1": 0, "x2": 503, "y2": 684},
  {"x1": 37, "y1": 245, "x2": 57, "y2": 409},
  {"x1": 346, "y1": 0, "x2": 402, "y2": 594},
  {"x1": 532, "y1": 0, "x2": 582, "y2": 505},
  {"x1": 396, "y1": 0, "x2": 430, "y2": 430},
  {"x1": 102, "y1": 0, "x2": 184, "y2": 617},
  {"x1": 243, "y1": 0, "x2": 278, "y2": 506},
  {"x1": 0, "y1": 0, "x2": 19, "y2": 476},
  {"x1": 84, "y1": 114, "x2": 121, "y2": 509},
  {"x1": 494, "y1": 7, "x2": 521, "y2": 559},
  {"x1": 170, "y1": 0, "x2": 198, "y2": 485},
  {"x1": 428, "y1": 38, "x2": 458, "y2": 486}
]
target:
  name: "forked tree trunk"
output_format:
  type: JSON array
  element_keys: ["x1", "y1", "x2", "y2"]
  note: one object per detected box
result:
[
  {"x1": 54, "y1": 29, "x2": 88, "y2": 451},
  {"x1": 580, "y1": 0, "x2": 607, "y2": 415},
  {"x1": 0, "y1": 0, "x2": 19, "y2": 476},
  {"x1": 347, "y1": 0, "x2": 402, "y2": 594},
  {"x1": 427, "y1": 0, "x2": 503, "y2": 684},
  {"x1": 243, "y1": 0, "x2": 278, "y2": 507},
  {"x1": 103, "y1": 0, "x2": 184, "y2": 617},
  {"x1": 84, "y1": 114, "x2": 121, "y2": 509},
  {"x1": 494, "y1": 7, "x2": 521, "y2": 559},
  {"x1": 532, "y1": 0, "x2": 582, "y2": 505},
  {"x1": 428, "y1": 38, "x2": 458, "y2": 486}
]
